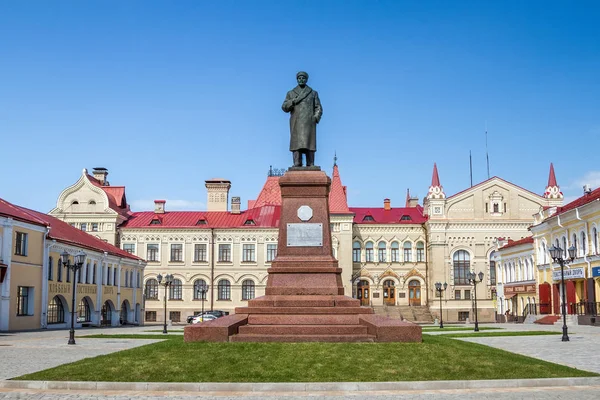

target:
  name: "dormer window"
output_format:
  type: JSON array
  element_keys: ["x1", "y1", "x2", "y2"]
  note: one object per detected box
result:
[
  {"x1": 400, "y1": 215, "x2": 412, "y2": 221},
  {"x1": 488, "y1": 191, "x2": 505, "y2": 216},
  {"x1": 196, "y1": 218, "x2": 207, "y2": 225},
  {"x1": 150, "y1": 218, "x2": 161, "y2": 225},
  {"x1": 244, "y1": 218, "x2": 256, "y2": 225},
  {"x1": 363, "y1": 215, "x2": 375, "y2": 222}
]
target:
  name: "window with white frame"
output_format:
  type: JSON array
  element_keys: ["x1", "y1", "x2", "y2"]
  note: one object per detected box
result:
[
  {"x1": 218, "y1": 279, "x2": 231, "y2": 300},
  {"x1": 266, "y1": 243, "x2": 277, "y2": 262},
  {"x1": 242, "y1": 243, "x2": 256, "y2": 262},
  {"x1": 365, "y1": 242, "x2": 374, "y2": 262},
  {"x1": 352, "y1": 241, "x2": 361, "y2": 262},
  {"x1": 403, "y1": 241, "x2": 412, "y2": 262},
  {"x1": 377, "y1": 241, "x2": 386, "y2": 262},
  {"x1": 453, "y1": 250, "x2": 470, "y2": 285},
  {"x1": 91, "y1": 223, "x2": 99, "y2": 232},
  {"x1": 123, "y1": 243, "x2": 135, "y2": 254},
  {"x1": 81, "y1": 223, "x2": 87, "y2": 232},
  {"x1": 218, "y1": 244, "x2": 231, "y2": 262},
  {"x1": 391, "y1": 241, "x2": 400, "y2": 262},
  {"x1": 15, "y1": 232, "x2": 28, "y2": 256},
  {"x1": 593, "y1": 227, "x2": 598, "y2": 255},
  {"x1": 416, "y1": 241, "x2": 425, "y2": 262},
  {"x1": 170, "y1": 244, "x2": 183, "y2": 262},
  {"x1": 580, "y1": 231, "x2": 586, "y2": 257},
  {"x1": 145, "y1": 280, "x2": 159, "y2": 300},
  {"x1": 169, "y1": 279, "x2": 182, "y2": 300},
  {"x1": 17, "y1": 286, "x2": 33, "y2": 316},
  {"x1": 194, "y1": 243, "x2": 207, "y2": 262},
  {"x1": 147, "y1": 244, "x2": 159, "y2": 262},
  {"x1": 242, "y1": 279, "x2": 255, "y2": 300}
]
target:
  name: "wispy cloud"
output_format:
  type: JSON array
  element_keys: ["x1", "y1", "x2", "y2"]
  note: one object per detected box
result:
[
  {"x1": 565, "y1": 171, "x2": 600, "y2": 190},
  {"x1": 130, "y1": 199, "x2": 206, "y2": 211}
]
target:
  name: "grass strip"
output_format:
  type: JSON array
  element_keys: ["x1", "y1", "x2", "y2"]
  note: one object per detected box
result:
[
  {"x1": 421, "y1": 327, "x2": 502, "y2": 332},
  {"x1": 15, "y1": 334, "x2": 596, "y2": 382},
  {"x1": 431, "y1": 331, "x2": 561, "y2": 338},
  {"x1": 79, "y1": 334, "x2": 181, "y2": 340}
]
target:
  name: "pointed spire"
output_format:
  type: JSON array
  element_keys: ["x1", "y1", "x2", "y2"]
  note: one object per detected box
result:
[
  {"x1": 547, "y1": 163, "x2": 557, "y2": 187},
  {"x1": 329, "y1": 160, "x2": 350, "y2": 213},
  {"x1": 431, "y1": 163, "x2": 441, "y2": 187},
  {"x1": 333, "y1": 151, "x2": 337, "y2": 167}
]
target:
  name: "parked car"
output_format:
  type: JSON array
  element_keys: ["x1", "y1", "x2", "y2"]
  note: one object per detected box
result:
[
  {"x1": 186, "y1": 310, "x2": 229, "y2": 324},
  {"x1": 191, "y1": 314, "x2": 218, "y2": 324}
]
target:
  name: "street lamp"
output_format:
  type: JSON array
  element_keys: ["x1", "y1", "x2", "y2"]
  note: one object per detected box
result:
[
  {"x1": 60, "y1": 250, "x2": 86, "y2": 345},
  {"x1": 157, "y1": 273, "x2": 174, "y2": 334},
  {"x1": 548, "y1": 245, "x2": 576, "y2": 342},
  {"x1": 468, "y1": 271, "x2": 485, "y2": 332},
  {"x1": 197, "y1": 283, "x2": 209, "y2": 319},
  {"x1": 434, "y1": 282, "x2": 448, "y2": 328}
]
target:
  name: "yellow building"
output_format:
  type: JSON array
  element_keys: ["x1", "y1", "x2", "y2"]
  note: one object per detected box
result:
[{"x1": 0, "y1": 197, "x2": 145, "y2": 332}]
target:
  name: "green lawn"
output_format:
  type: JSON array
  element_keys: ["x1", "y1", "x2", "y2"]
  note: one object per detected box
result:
[
  {"x1": 14, "y1": 335, "x2": 596, "y2": 382},
  {"x1": 421, "y1": 327, "x2": 502, "y2": 332}
]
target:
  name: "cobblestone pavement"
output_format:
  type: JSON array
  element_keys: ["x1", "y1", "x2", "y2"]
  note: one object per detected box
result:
[
  {"x1": 1, "y1": 386, "x2": 600, "y2": 399},
  {"x1": 0, "y1": 327, "x2": 162, "y2": 380}
]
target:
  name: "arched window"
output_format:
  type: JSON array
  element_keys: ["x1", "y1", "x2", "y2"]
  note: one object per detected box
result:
[
  {"x1": 218, "y1": 279, "x2": 231, "y2": 300},
  {"x1": 489, "y1": 251, "x2": 496, "y2": 285},
  {"x1": 453, "y1": 250, "x2": 470, "y2": 285},
  {"x1": 78, "y1": 298, "x2": 91, "y2": 322},
  {"x1": 403, "y1": 241, "x2": 412, "y2": 262},
  {"x1": 391, "y1": 242, "x2": 400, "y2": 262},
  {"x1": 193, "y1": 279, "x2": 208, "y2": 300},
  {"x1": 89, "y1": 200, "x2": 96, "y2": 205},
  {"x1": 145, "y1": 279, "x2": 158, "y2": 300},
  {"x1": 57, "y1": 258, "x2": 63, "y2": 282},
  {"x1": 242, "y1": 279, "x2": 255, "y2": 300},
  {"x1": 594, "y1": 227, "x2": 598, "y2": 255},
  {"x1": 416, "y1": 242, "x2": 425, "y2": 262},
  {"x1": 365, "y1": 242, "x2": 374, "y2": 262},
  {"x1": 580, "y1": 232, "x2": 586, "y2": 256},
  {"x1": 169, "y1": 279, "x2": 182, "y2": 300},
  {"x1": 572, "y1": 234, "x2": 578, "y2": 256},
  {"x1": 352, "y1": 241, "x2": 361, "y2": 263},
  {"x1": 562, "y1": 237, "x2": 567, "y2": 258},
  {"x1": 48, "y1": 256, "x2": 53, "y2": 280},
  {"x1": 378, "y1": 241, "x2": 386, "y2": 262},
  {"x1": 47, "y1": 296, "x2": 65, "y2": 324}
]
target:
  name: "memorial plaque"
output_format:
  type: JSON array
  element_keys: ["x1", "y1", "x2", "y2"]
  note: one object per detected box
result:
[{"x1": 287, "y1": 223, "x2": 323, "y2": 246}]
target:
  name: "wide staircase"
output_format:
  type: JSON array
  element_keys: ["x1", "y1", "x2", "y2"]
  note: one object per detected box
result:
[
  {"x1": 372, "y1": 305, "x2": 434, "y2": 323},
  {"x1": 534, "y1": 315, "x2": 560, "y2": 325}
]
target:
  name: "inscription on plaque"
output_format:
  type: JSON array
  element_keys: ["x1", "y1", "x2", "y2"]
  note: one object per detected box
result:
[{"x1": 287, "y1": 223, "x2": 323, "y2": 246}]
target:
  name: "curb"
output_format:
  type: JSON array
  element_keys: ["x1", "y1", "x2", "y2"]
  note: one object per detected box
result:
[{"x1": 2, "y1": 377, "x2": 600, "y2": 392}]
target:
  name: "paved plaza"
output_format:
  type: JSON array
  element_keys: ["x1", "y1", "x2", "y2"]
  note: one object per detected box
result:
[{"x1": 0, "y1": 323, "x2": 599, "y2": 399}]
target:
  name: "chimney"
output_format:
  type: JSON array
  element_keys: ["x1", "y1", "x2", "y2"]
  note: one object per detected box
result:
[
  {"x1": 92, "y1": 167, "x2": 109, "y2": 186},
  {"x1": 384, "y1": 198, "x2": 391, "y2": 211},
  {"x1": 584, "y1": 184, "x2": 592, "y2": 195},
  {"x1": 408, "y1": 197, "x2": 419, "y2": 208},
  {"x1": 154, "y1": 200, "x2": 166, "y2": 214},
  {"x1": 231, "y1": 196, "x2": 241, "y2": 214},
  {"x1": 205, "y1": 178, "x2": 231, "y2": 212}
]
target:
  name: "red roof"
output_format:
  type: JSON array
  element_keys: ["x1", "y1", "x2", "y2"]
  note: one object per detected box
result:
[
  {"x1": 547, "y1": 163, "x2": 558, "y2": 187},
  {"x1": 86, "y1": 174, "x2": 131, "y2": 218},
  {"x1": 431, "y1": 163, "x2": 441, "y2": 187},
  {"x1": 253, "y1": 176, "x2": 281, "y2": 208},
  {"x1": 121, "y1": 205, "x2": 280, "y2": 229},
  {"x1": 500, "y1": 236, "x2": 534, "y2": 250},
  {"x1": 553, "y1": 187, "x2": 600, "y2": 217},
  {"x1": 0, "y1": 198, "x2": 141, "y2": 261},
  {"x1": 350, "y1": 206, "x2": 427, "y2": 224},
  {"x1": 329, "y1": 165, "x2": 351, "y2": 214}
]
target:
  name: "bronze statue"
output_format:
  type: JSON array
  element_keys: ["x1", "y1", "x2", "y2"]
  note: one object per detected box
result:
[{"x1": 282, "y1": 71, "x2": 323, "y2": 167}]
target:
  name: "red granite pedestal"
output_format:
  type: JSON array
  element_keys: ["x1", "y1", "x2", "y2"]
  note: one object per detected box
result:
[{"x1": 184, "y1": 169, "x2": 421, "y2": 343}]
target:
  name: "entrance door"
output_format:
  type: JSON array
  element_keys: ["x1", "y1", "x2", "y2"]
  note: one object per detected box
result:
[
  {"x1": 408, "y1": 280, "x2": 421, "y2": 306},
  {"x1": 539, "y1": 282, "x2": 551, "y2": 314},
  {"x1": 357, "y1": 280, "x2": 370, "y2": 306},
  {"x1": 383, "y1": 280, "x2": 395, "y2": 305},
  {"x1": 101, "y1": 301, "x2": 112, "y2": 326}
]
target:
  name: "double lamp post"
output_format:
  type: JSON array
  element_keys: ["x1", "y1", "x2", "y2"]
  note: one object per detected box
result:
[
  {"x1": 157, "y1": 273, "x2": 174, "y2": 334},
  {"x1": 468, "y1": 271, "x2": 484, "y2": 332},
  {"x1": 60, "y1": 250, "x2": 86, "y2": 345},
  {"x1": 434, "y1": 282, "x2": 448, "y2": 328},
  {"x1": 548, "y1": 244, "x2": 576, "y2": 342}
]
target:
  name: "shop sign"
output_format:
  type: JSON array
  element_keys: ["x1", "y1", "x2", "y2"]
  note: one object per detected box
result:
[
  {"x1": 552, "y1": 267, "x2": 585, "y2": 281},
  {"x1": 592, "y1": 266, "x2": 600, "y2": 277},
  {"x1": 504, "y1": 284, "x2": 536, "y2": 294}
]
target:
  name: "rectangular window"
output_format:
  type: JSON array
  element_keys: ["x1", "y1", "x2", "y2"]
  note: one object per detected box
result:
[
  {"x1": 147, "y1": 244, "x2": 159, "y2": 262},
  {"x1": 353, "y1": 247, "x2": 361, "y2": 263},
  {"x1": 454, "y1": 290, "x2": 461, "y2": 300},
  {"x1": 169, "y1": 311, "x2": 181, "y2": 323},
  {"x1": 81, "y1": 223, "x2": 87, "y2": 232},
  {"x1": 453, "y1": 261, "x2": 470, "y2": 285},
  {"x1": 266, "y1": 243, "x2": 277, "y2": 262},
  {"x1": 77, "y1": 266, "x2": 82, "y2": 283},
  {"x1": 464, "y1": 290, "x2": 471, "y2": 300},
  {"x1": 48, "y1": 257, "x2": 53, "y2": 280},
  {"x1": 242, "y1": 244, "x2": 256, "y2": 262},
  {"x1": 57, "y1": 261, "x2": 63, "y2": 282},
  {"x1": 145, "y1": 311, "x2": 157, "y2": 322},
  {"x1": 92, "y1": 264, "x2": 97, "y2": 284},
  {"x1": 458, "y1": 311, "x2": 469, "y2": 321},
  {"x1": 170, "y1": 244, "x2": 183, "y2": 262},
  {"x1": 107, "y1": 266, "x2": 111, "y2": 285},
  {"x1": 91, "y1": 223, "x2": 99, "y2": 232},
  {"x1": 417, "y1": 248, "x2": 425, "y2": 262},
  {"x1": 113, "y1": 268, "x2": 117, "y2": 286},
  {"x1": 404, "y1": 248, "x2": 412, "y2": 262},
  {"x1": 218, "y1": 244, "x2": 231, "y2": 262},
  {"x1": 378, "y1": 248, "x2": 386, "y2": 263},
  {"x1": 15, "y1": 232, "x2": 28, "y2": 256},
  {"x1": 490, "y1": 261, "x2": 497, "y2": 285},
  {"x1": 391, "y1": 248, "x2": 400, "y2": 262},
  {"x1": 123, "y1": 243, "x2": 136, "y2": 254},
  {"x1": 66, "y1": 267, "x2": 71, "y2": 283},
  {"x1": 194, "y1": 244, "x2": 207, "y2": 262},
  {"x1": 16, "y1": 286, "x2": 32, "y2": 316},
  {"x1": 365, "y1": 248, "x2": 374, "y2": 262}
]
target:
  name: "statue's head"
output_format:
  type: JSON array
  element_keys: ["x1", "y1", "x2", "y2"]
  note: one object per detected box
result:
[{"x1": 296, "y1": 71, "x2": 308, "y2": 87}]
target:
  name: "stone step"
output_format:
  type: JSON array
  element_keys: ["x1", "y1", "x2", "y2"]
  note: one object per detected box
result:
[
  {"x1": 248, "y1": 295, "x2": 360, "y2": 308},
  {"x1": 248, "y1": 314, "x2": 360, "y2": 325},
  {"x1": 230, "y1": 334, "x2": 376, "y2": 343},
  {"x1": 238, "y1": 324, "x2": 369, "y2": 335},
  {"x1": 236, "y1": 306, "x2": 374, "y2": 315}
]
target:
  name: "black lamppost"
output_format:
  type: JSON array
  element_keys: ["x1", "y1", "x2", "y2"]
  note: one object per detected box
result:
[
  {"x1": 60, "y1": 250, "x2": 86, "y2": 345},
  {"x1": 548, "y1": 245, "x2": 576, "y2": 342},
  {"x1": 157, "y1": 273, "x2": 174, "y2": 334},
  {"x1": 468, "y1": 271, "x2": 485, "y2": 332},
  {"x1": 434, "y1": 282, "x2": 448, "y2": 328},
  {"x1": 197, "y1": 283, "x2": 209, "y2": 318}
]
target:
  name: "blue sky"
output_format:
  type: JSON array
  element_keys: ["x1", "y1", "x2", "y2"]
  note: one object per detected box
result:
[{"x1": 1, "y1": 1, "x2": 599, "y2": 212}]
